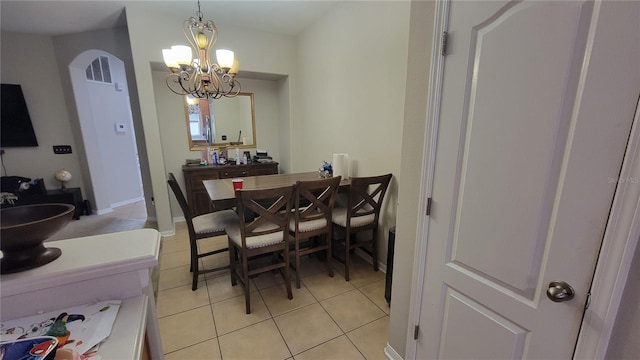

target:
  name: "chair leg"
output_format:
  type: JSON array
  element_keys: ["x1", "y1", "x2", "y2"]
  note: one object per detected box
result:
[
  {"x1": 192, "y1": 260, "x2": 199, "y2": 291},
  {"x1": 295, "y1": 239, "x2": 301, "y2": 289},
  {"x1": 372, "y1": 228, "x2": 379, "y2": 272},
  {"x1": 283, "y1": 248, "x2": 293, "y2": 300},
  {"x1": 344, "y1": 231, "x2": 351, "y2": 282},
  {"x1": 229, "y1": 240, "x2": 238, "y2": 286},
  {"x1": 243, "y1": 253, "x2": 251, "y2": 314},
  {"x1": 325, "y1": 232, "x2": 334, "y2": 278}
]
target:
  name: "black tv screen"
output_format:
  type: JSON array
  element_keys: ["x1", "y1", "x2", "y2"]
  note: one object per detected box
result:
[{"x1": 1, "y1": 84, "x2": 39, "y2": 147}]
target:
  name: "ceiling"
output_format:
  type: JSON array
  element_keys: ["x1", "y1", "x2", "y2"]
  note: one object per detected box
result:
[{"x1": 0, "y1": 0, "x2": 338, "y2": 37}]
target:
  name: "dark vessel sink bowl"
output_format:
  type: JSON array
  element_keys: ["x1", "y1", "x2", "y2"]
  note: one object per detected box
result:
[{"x1": 1, "y1": 203, "x2": 75, "y2": 274}]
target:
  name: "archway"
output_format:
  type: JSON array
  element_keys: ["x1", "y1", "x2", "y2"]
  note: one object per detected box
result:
[{"x1": 69, "y1": 50, "x2": 144, "y2": 214}]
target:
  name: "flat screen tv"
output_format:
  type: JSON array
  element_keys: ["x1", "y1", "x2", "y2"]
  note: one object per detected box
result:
[{"x1": 1, "y1": 84, "x2": 39, "y2": 147}]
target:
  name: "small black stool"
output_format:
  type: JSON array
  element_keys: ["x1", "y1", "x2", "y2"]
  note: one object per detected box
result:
[{"x1": 385, "y1": 226, "x2": 396, "y2": 305}]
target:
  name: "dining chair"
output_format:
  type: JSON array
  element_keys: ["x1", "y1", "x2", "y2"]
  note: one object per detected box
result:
[
  {"x1": 289, "y1": 176, "x2": 342, "y2": 288},
  {"x1": 167, "y1": 173, "x2": 238, "y2": 291},
  {"x1": 226, "y1": 184, "x2": 295, "y2": 314},
  {"x1": 331, "y1": 173, "x2": 392, "y2": 281}
]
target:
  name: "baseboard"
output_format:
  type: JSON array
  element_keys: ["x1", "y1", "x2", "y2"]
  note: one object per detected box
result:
[
  {"x1": 111, "y1": 196, "x2": 144, "y2": 209},
  {"x1": 94, "y1": 207, "x2": 113, "y2": 215},
  {"x1": 384, "y1": 342, "x2": 403, "y2": 360},
  {"x1": 354, "y1": 248, "x2": 387, "y2": 273}
]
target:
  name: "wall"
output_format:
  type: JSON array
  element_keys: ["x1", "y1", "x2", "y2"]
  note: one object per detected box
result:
[
  {"x1": 151, "y1": 70, "x2": 285, "y2": 220},
  {"x1": 388, "y1": 1, "x2": 436, "y2": 356},
  {"x1": 293, "y1": 0, "x2": 411, "y2": 270},
  {"x1": 52, "y1": 26, "x2": 152, "y2": 217},
  {"x1": 124, "y1": 3, "x2": 297, "y2": 233},
  {"x1": 0, "y1": 32, "x2": 84, "y2": 193}
]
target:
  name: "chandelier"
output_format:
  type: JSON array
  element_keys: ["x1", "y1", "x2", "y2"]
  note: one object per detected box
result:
[{"x1": 162, "y1": 0, "x2": 240, "y2": 99}]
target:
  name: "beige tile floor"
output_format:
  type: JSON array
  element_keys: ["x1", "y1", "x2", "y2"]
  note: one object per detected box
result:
[
  {"x1": 55, "y1": 200, "x2": 391, "y2": 359},
  {"x1": 158, "y1": 222, "x2": 391, "y2": 360}
]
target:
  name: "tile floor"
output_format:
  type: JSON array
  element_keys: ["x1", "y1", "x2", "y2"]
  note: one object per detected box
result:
[
  {"x1": 157, "y1": 222, "x2": 391, "y2": 360},
  {"x1": 58, "y1": 200, "x2": 391, "y2": 359}
]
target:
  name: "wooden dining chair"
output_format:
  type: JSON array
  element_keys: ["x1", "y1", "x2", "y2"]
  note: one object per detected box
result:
[
  {"x1": 331, "y1": 173, "x2": 392, "y2": 281},
  {"x1": 289, "y1": 176, "x2": 342, "y2": 288},
  {"x1": 167, "y1": 173, "x2": 238, "y2": 291},
  {"x1": 226, "y1": 184, "x2": 295, "y2": 314}
]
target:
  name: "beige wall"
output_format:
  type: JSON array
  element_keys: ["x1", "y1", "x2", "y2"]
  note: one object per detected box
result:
[
  {"x1": 0, "y1": 32, "x2": 83, "y2": 192},
  {"x1": 151, "y1": 71, "x2": 286, "y2": 220},
  {"x1": 388, "y1": 1, "x2": 436, "y2": 356},
  {"x1": 124, "y1": 3, "x2": 297, "y2": 233},
  {"x1": 293, "y1": 1, "x2": 411, "y2": 270}
]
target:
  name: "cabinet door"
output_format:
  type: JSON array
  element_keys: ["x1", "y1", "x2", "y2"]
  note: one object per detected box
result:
[
  {"x1": 250, "y1": 165, "x2": 277, "y2": 176},
  {"x1": 184, "y1": 170, "x2": 218, "y2": 216},
  {"x1": 192, "y1": 190, "x2": 214, "y2": 216}
]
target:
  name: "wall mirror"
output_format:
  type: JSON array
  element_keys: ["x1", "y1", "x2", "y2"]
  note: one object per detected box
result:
[{"x1": 185, "y1": 92, "x2": 256, "y2": 150}]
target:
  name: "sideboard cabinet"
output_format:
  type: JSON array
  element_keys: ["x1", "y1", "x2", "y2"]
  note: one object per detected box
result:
[{"x1": 182, "y1": 162, "x2": 278, "y2": 215}]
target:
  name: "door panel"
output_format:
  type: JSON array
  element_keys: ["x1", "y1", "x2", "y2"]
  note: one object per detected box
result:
[
  {"x1": 417, "y1": 1, "x2": 640, "y2": 358},
  {"x1": 451, "y1": 1, "x2": 587, "y2": 298},
  {"x1": 440, "y1": 289, "x2": 528, "y2": 359}
]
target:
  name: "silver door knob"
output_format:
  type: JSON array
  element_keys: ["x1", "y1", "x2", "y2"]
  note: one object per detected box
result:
[{"x1": 546, "y1": 281, "x2": 575, "y2": 302}]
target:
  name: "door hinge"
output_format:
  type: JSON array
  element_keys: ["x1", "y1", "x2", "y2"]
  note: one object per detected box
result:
[
  {"x1": 441, "y1": 31, "x2": 449, "y2": 56},
  {"x1": 584, "y1": 292, "x2": 591, "y2": 310},
  {"x1": 426, "y1": 197, "x2": 432, "y2": 216},
  {"x1": 414, "y1": 325, "x2": 420, "y2": 340}
]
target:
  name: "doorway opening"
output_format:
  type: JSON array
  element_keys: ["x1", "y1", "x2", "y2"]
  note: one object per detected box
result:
[{"x1": 69, "y1": 50, "x2": 145, "y2": 217}]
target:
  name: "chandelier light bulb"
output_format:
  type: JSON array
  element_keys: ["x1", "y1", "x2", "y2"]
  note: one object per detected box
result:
[
  {"x1": 172, "y1": 45, "x2": 193, "y2": 67},
  {"x1": 230, "y1": 58, "x2": 240, "y2": 75},
  {"x1": 163, "y1": 1, "x2": 241, "y2": 99},
  {"x1": 216, "y1": 49, "x2": 234, "y2": 69},
  {"x1": 162, "y1": 49, "x2": 179, "y2": 69}
]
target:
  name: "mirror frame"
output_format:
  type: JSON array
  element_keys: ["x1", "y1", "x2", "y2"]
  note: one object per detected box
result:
[{"x1": 184, "y1": 92, "x2": 257, "y2": 151}]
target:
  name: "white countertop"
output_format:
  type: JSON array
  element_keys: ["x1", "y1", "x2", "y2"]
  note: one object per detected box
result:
[{"x1": 1, "y1": 228, "x2": 160, "y2": 298}]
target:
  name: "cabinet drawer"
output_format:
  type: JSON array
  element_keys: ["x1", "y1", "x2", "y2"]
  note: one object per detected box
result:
[
  {"x1": 250, "y1": 166, "x2": 277, "y2": 176},
  {"x1": 219, "y1": 169, "x2": 249, "y2": 178}
]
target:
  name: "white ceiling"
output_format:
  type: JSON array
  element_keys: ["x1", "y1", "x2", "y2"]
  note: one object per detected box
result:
[{"x1": 0, "y1": 0, "x2": 339, "y2": 37}]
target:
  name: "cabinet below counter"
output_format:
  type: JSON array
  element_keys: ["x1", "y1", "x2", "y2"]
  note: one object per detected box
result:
[
  {"x1": 0, "y1": 229, "x2": 162, "y2": 360},
  {"x1": 182, "y1": 162, "x2": 278, "y2": 215}
]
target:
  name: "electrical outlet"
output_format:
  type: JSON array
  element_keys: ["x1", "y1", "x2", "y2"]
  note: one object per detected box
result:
[{"x1": 53, "y1": 145, "x2": 72, "y2": 154}]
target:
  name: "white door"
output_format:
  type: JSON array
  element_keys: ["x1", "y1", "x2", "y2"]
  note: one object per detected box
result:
[{"x1": 416, "y1": 1, "x2": 640, "y2": 359}]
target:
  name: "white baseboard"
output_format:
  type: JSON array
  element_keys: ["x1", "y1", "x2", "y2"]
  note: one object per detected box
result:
[
  {"x1": 384, "y1": 342, "x2": 403, "y2": 360},
  {"x1": 94, "y1": 207, "x2": 113, "y2": 215},
  {"x1": 354, "y1": 248, "x2": 388, "y2": 273},
  {"x1": 111, "y1": 196, "x2": 144, "y2": 209}
]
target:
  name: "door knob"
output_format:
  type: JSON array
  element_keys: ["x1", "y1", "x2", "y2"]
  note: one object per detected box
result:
[{"x1": 546, "y1": 281, "x2": 575, "y2": 302}]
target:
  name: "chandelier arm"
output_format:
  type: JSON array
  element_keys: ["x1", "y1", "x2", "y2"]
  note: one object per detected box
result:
[
  {"x1": 165, "y1": 2, "x2": 239, "y2": 99},
  {"x1": 165, "y1": 74, "x2": 188, "y2": 96}
]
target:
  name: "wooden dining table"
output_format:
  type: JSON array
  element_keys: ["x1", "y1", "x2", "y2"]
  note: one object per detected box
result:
[{"x1": 203, "y1": 171, "x2": 351, "y2": 210}]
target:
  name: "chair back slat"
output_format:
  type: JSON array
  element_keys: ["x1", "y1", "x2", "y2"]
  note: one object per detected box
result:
[
  {"x1": 347, "y1": 174, "x2": 392, "y2": 225},
  {"x1": 294, "y1": 176, "x2": 342, "y2": 234},
  {"x1": 236, "y1": 185, "x2": 295, "y2": 246}
]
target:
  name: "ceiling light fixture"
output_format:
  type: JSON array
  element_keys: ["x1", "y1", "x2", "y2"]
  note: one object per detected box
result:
[{"x1": 162, "y1": 0, "x2": 240, "y2": 99}]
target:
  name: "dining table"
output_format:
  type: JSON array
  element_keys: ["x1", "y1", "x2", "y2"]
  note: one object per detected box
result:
[{"x1": 203, "y1": 171, "x2": 351, "y2": 210}]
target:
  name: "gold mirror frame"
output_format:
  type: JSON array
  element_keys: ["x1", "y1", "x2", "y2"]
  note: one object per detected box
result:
[{"x1": 184, "y1": 92, "x2": 257, "y2": 150}]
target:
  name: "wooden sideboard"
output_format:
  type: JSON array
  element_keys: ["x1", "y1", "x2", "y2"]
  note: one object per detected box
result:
[{"x1": 182, "y1": 162, "x2": 278, "y2": 215}]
